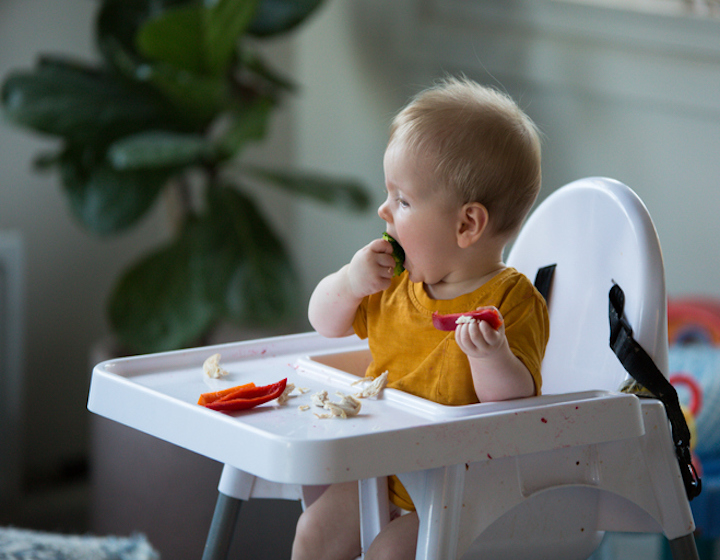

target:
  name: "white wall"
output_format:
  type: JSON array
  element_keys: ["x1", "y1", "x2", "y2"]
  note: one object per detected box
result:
[
  {"x1": 0, "y1": 0, "x2": 170, "y2": 478},
  {"x1": 288, "y1": 0, "x2": 414, "y2": 301},
  {"x1": 3, "y1": 0, "x2": 720, "y2": 495},
  {"x1": 0, "y1": 0, "x2": 295, "y2": 481},
  {"x1": 291, "y1": 0, "x2": 720, "y2": 300}
]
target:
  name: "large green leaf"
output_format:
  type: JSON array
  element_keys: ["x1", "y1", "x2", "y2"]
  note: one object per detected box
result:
[
  {"x1": 59, "y1": 144, "x2": 172, "y2": 235},
  {"x1": 224, "y1": 249, "x2": 299, "y2": 326},
  {"x1": 109, "y1": 183, "x2": 300, "y2": 352},
  {"x1": 146, "y1": 62, "x2": 231, "y2": 124},
  {"x1": 108, "y1": 131, "x2": 216, "y2": 170},
  {"x1": 215, "y1": 97, "x2": 274, "y2": 160},
  {"x1": 136, "y1": 4, "x2": 207, "y2": 74},
  {"x1": 137, "y1": 0, "x2": 260, "y2": 76},
  {"x1": 208, "y1": 185, "x2": 299, "y2": 326},
  {"x1": 96, "y1": 0, "x2": 189, "y2": 61},
  {"x1": 108, "y1": 217, "x2": 237, "y2": 353},
  {"x1": 1, "y1": 57, "x2": 177, "y2": 142},
  {"x1": 241, "y1": 166, "x2": 370, "y2": 210},
  {"x1": 249, "y1": 0, "x2": 325, "y2": 37},
  {"x1": 203, "y1": 0, "x2": 260, "y2": 75},
  {"x1": 99, "y1": 37, "x2": 230, "y2": 126}
]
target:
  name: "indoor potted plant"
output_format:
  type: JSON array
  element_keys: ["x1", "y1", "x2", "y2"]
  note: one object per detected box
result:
[{"x1": 1, "y1": 0, "x2": 368, "y2": 354}]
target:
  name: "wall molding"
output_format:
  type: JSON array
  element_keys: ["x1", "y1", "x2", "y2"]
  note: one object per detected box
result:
[{"x1": 401, "y1": 0, "x2": 720, "y2": 117}]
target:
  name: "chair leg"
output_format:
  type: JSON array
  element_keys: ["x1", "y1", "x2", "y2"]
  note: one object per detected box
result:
[
  {"x1": 667, "y1": 533, "x2": 700, "y2": 560},
  {"x1": 358, "y1": 477, "x2": 390, "y2": 556},
  {"x1": 202, "y1": 492, "x2": 242, "y2": 560},
  {"x1": 401, "y1": 464, "x2": 465, "y2": 560}
]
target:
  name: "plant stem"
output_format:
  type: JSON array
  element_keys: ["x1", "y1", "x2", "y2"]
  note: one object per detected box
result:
[
  {"x1": 175, "y1": 174, "x2": 194, "y2": 216},
  {"x1": 163, "y1": 174, "x2": 194, "y2": 234}
]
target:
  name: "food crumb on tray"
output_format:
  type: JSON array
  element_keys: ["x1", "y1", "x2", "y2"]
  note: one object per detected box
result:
[
  {"x1": 352, "y1": 371, "x2": 388, "y2": 399},
  {"x1": 203, "y1": 353, "x2": 229, "y2": 379},
  {"x1": 314, "y1": 393, "x2": 362, "y2": 419}
]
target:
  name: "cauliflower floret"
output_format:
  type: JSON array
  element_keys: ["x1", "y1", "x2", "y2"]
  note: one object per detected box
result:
[
  {"x1": 314, "y1": 393, "x2": 362, "y2": 419},
  {"x1": 353, "y1": 371, "x2": 388, "y2": 399},
  {"x1": 203, "y1": 353, "x2": 229, "y2": 379},
  {"x1": 277, "y1": 383, "x2": 296, "y2": 405},
  {"x1": 311, "y1": 390, "x2": 329, "y2": 407}
]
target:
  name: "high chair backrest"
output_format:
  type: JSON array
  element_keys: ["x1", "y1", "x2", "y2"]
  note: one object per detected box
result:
[{"x1": 506, "y1": 177, "x2": 669, "y2": 395}]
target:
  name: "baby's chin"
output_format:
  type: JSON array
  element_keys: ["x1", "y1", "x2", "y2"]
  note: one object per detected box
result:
[{"x1": 404, "y1": 266, "x2": 423, "y2": 284}]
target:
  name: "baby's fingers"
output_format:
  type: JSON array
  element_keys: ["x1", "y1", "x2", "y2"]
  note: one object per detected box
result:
[
  {"x1": 455, "y1": 322, "x2": 487, "y2": 354},
  {"x1": 479, "y1": 319, "x2": 504, "y2": 346},
  {"x1": 455, "y1": 319, "x2": 506, "y2": 359},
  {"x1": 369, "y1": 237, "x2": 395, "y2": 255}
]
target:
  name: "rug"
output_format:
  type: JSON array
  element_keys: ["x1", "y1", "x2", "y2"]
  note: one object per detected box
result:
[{"x1": 0, "y1": 527, "x2": 159, "y2": 560}]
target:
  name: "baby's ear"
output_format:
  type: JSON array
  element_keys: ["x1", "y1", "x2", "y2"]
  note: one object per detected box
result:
[{"x1": 457, "y1": 202, "x2": 489, "y2": 248}]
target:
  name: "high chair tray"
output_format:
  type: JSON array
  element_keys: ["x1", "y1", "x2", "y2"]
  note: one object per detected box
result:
[{"x1": 88, "y1": 331, "x2": 645, "y2": 485}]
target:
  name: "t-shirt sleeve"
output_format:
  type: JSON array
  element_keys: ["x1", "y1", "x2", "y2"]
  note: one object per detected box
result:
[
  {"x1": 352, "y1": 296, "x2": 370, "y2": 340},
  {"x1": 502, "y1": 290, "x2": 549, "y2": 395}
]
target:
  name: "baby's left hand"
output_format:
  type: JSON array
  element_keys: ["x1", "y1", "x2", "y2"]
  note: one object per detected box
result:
[{"x1": 454, "y1": 307, "x2": 507, "y2": 359}]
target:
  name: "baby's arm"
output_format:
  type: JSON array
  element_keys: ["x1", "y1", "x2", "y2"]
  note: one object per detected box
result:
[
  {"x1": 455, "y1": 312, "x2": 535, "y2": 402},
  {"x1": 308, "y1": 238, "x2": 396, "y2": 338}
]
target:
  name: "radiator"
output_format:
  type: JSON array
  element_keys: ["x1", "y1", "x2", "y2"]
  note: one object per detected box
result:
[{"x1": 0, "y1": 232, "x2": 24, "y2": 506}]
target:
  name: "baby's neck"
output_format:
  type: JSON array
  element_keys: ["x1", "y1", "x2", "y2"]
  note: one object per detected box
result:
[
  {"x1": 424, "y1": 230, "x2": 510, "y2": 300},
  {"x1": 424, "y1": 263, "x2": 506, "y2": 300}
]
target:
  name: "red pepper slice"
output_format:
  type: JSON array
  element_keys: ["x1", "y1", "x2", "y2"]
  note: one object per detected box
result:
[
  {"x1": 202, "y1": 378, "x2": 288, "y2": 412},
  {"x1": 431, "y1": 307, "x2": 503, "y2": 331},
  {"x1": 198, "y1": 383, "x2": 256, "y2": 406}
]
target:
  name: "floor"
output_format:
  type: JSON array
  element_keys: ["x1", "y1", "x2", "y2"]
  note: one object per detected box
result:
[
  {"x1": 0, "y1": 471, "x2": 302, "y2": 559},
  {"x1": 0, "y1": 464, "x2": 90, "y2": 535}
]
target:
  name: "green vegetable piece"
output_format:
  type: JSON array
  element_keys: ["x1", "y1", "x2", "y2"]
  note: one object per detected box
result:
[{"x1": 382, "y1": 232, "x2": 405, "y2": 276}]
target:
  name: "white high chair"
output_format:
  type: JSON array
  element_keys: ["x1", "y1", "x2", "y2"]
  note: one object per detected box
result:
[{"x1": 209, "y1": 177, "x2": 699, "y2": 560}]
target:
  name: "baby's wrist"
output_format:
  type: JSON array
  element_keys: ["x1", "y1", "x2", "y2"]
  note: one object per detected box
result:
[{"x1": 341, "y1": 265, "x2": 369, "y2": 301}]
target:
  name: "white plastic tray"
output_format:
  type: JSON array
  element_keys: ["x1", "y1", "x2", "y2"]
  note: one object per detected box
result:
[{"x1": 88, "y1": 332, "x2": 645, "y2": 485}]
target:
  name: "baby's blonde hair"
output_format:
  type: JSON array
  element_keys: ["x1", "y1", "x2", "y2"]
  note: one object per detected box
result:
[{"x1": 389, "y1": 76, "x2": 542, "y2": 235}]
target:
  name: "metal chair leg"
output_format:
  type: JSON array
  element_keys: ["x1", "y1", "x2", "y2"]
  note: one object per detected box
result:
[
  {"x1": 202, "y1": 492, "x2": 243, "y2": 560},
  {"x1": 668, "y1": 533, "x2": 700, "y2": 560}
]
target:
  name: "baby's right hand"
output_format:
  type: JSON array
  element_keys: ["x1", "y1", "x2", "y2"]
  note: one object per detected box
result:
[{"x1": 347, "y1": 238, "x2": 397, "y2": 298}]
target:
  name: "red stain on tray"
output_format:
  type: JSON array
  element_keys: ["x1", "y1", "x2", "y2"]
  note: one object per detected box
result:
[{"x1": 541, "y1": 417, "x2": 548, "y2": 423}]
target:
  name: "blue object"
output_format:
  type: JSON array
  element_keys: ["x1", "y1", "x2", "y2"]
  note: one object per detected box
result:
[{"x1": 669, "y1": 346, "x2": 720, "y2": 458}]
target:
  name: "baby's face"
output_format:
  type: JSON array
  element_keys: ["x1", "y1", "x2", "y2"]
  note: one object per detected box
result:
[{"x1": 378, "y1": 140, "x2": 462, "y2": 286}]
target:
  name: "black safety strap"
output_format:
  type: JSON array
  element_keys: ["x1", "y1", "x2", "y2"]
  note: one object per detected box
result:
[
  {"x1": 534, "y1": 264, "x2": 557, "y2": 303},
  {"x1": 608, "y1": 283, "x2": 701, "y2": 500}
]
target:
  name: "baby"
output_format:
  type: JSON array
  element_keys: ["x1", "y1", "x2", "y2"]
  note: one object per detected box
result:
[{"x1": 292, "y1": 76, "x2": 550, "y2": 560}]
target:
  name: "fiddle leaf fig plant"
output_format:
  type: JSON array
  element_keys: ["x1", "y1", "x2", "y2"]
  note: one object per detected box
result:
[{"x1": 1, "y1": 0, "x2": 369, "y2": 353}]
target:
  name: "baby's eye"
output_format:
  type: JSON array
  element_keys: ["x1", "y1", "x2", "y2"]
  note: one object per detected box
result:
[{"x1": 397, "y1": 197, "x2": 409, "y2": 208}]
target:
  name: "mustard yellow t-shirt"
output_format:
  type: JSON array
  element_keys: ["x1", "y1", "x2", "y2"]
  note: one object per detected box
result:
[{"x1": 352, "y1": 267, "x2": 549, "y2": 509}]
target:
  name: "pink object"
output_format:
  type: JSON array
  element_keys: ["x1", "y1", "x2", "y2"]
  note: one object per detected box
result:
[{"x1": 431, "y1": 307, "x2": 503, "y2": 331}]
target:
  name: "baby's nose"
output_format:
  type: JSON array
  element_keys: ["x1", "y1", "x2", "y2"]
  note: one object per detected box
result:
[{"x1": 378, "y1": 201, "x2": 391, "y2": 222}]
